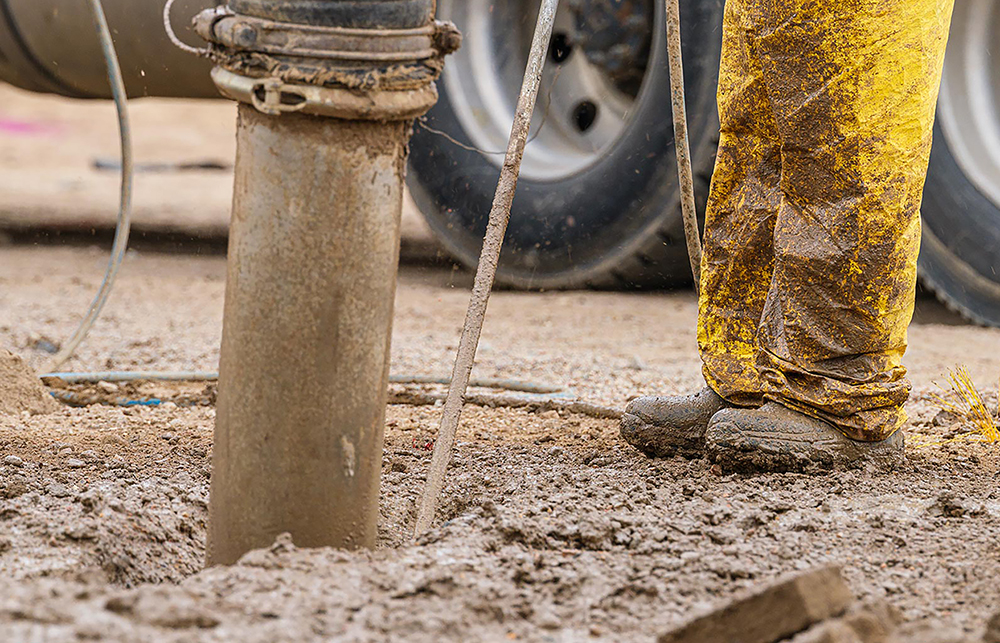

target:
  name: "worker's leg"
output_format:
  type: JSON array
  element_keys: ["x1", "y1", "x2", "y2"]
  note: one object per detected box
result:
[
  {"x1": 706, "y1": 0, "x2": 955, "y2": 470},
  {"x1": 696, "y1": 0, "x2": 782, "y2": 407},
  {"x1": 621, "y1": 0, "x2": 780, "y2": 457}
]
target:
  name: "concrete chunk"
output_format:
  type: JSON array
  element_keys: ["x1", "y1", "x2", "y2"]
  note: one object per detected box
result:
[
  {"x1": 790, "y1": 602, "x2": 902, "y2": 643},
  {"x1": 841, "y1": 602, "x2": 902, "y2": 643},
  {"x1": 658, "y1": 566, "x2": 853, "y2": 643},
  {"x1": 885, "y1": 621, "x2": 974, "y2": 643},
  {"x1": 790, "y1": 621, "x2": 862, "y2": 643}
]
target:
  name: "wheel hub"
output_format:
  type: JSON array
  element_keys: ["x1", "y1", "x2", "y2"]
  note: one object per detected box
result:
[
  {"x1": 567, "y1": 0, "x2": 653, "y2": 96},
  {"x1": 437, "y1": 0, "x2": 656, "y2": 180}
]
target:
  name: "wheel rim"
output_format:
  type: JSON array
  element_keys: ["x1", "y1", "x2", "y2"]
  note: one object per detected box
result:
[
  {"x1": 437, "y1": 0, "x2": 654, "y2": 182},
  {"x1": 938, "y1": 0, "x2": 1000, "y2": 210}
]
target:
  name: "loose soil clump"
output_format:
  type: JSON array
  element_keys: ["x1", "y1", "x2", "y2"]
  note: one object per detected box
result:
[{"x1": 0, "y1": 348, "x2": 58, "y2": 416}]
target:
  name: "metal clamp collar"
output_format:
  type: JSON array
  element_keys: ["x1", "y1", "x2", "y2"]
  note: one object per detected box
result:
[
  {"x1": 196, "y1": 11, "x2": 459, "y2": 64},
  {"x1": 193, "y1": 7, "x2": 461, "y2": 92},
  {"x1": 212, "y1": 67, "x2": 439, "y2": 120}
]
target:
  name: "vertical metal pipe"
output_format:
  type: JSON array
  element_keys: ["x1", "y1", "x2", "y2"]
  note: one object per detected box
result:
[{"x1": 206, "y1": 105, "x2": 411, "y2": 566}]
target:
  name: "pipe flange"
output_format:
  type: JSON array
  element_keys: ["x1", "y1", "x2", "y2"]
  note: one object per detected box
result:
[
  {"x1": 193, "y1": 7, "x2": 461, "y2": 93},
  {"x1": 211, "y1": 67, "x2": 439, "y2": 120}
]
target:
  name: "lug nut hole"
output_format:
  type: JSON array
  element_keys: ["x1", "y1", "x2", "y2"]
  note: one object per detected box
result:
[
  {"x1": 573, "y1": 100, "x2": 598, "y2": 133},
  {"x1": 549, "y1": 32, "x2": 573, "y2": 64}
]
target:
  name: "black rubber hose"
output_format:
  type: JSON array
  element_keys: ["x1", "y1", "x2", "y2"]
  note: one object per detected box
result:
[{"x1": 227, "y1": 0, "x2": 435, "y2": 28}]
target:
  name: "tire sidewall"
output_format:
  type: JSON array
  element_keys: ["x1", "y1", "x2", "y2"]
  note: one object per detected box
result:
[{"x1": 919, "y1": 119, "x2": 1000, "y2": 326}]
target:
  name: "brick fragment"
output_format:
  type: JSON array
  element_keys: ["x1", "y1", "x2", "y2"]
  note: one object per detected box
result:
[{"x1": 658, "y1": 566, "x2": 853, "y2": 643}]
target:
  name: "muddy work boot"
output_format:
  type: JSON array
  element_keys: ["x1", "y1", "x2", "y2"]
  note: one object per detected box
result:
[
  {"x1": 706, "y1": 402, "x2": 905, "y2": 472},
  {"x1": 620, "y1": 387, "x2": 731, "y2": 458}
]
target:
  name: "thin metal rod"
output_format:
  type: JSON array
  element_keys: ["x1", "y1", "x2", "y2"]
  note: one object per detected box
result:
[
  {"x1": 45, "y1": 0, "x2": 133, "y2": 371},
  {"x1": 413, "y1": 0, "x2": 560, "y2": 537},
  {"x1": 665, "y1": 0, "x2": 703, "y2": 295}
]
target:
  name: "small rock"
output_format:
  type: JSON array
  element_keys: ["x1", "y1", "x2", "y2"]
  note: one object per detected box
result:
[
  {"x1": 132, "y1": 591, "x2": 220, "y2": 629},
  {"x1": 928, "y1": 491, "x2": 982, "y2": 518},
  {"x1": 658, "y1": 566, "x2": 852, "y2": 643},
  {"x1": 627, "y1": 355, "x2": 646, "y2": 371},
  {"x1": 67, "y1": 458, "x2": 86, "y2": 468},
  {"x1": 47, "y1": 483, "x2": 72, "y2": 498},
  {"x1": 104, "y1": 594, "x2": 136, "y2": 614},
  {"x1": 886, "y1": 620, "x2": 974, "y2": 643},
  {"x1": 78, "y1": 488, "x2": 103, "y2": 512},
  {"x1": 63, "y1": 524, "x2": 97, "y2": 541},
  {"x1": 80, "y1": 450, "x2": 99, "y2": 461},
  {"x1": 536, "y1": 608, "x2": 561, "y2": 630},
  {"x1": 706, "y1": 528, "x2": 737, "y2": 545},
  {"x1": 1, "y1": 477, "x2": 30, "y2": 499},
  {"x1": 161, "y1": 433, "x2": 178, "y2": 443},
  {"x1": 3, "y1": 455, "x2": 23, "y2": 467},
  {"x1": 96, "y1": 381, "x2": 119, "y2": 394},
  {"x1": 984, "y1": 611, "x2": 1000, "y2": 643},
  {"x1": 390, "y1": 460, "x2": 408, "y2": 473},
  {"x1": 788, "y1": 620, "x2": 860, "y2": 643},
  {"x1": 931, "y1": 410, "x2": 960, "y2": 427},
  {"x1": 839, "y1": 601, "x2": 901, "y2": 642},
  {"x1": 766, "y1": 499, "x2": 794, "y2": 514},
  {"x1": 29, "y1": 335, "x2": 60, "y2": 354},
  {"x1": 548, "y1": 446, "x2": 565, "y2": 458},
  {"x1": 791, "y1": 601, "x2": 903, "y2": 643}
]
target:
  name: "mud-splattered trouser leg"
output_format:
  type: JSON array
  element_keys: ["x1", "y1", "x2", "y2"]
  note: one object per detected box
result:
[{"x1": 697, "y1": 0, "x2": 955, "y2": 440}]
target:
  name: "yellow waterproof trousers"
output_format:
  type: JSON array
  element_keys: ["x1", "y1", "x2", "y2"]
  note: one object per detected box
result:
[{"x1": 698, "y1": 0, "x2": 955, "y2": 441}]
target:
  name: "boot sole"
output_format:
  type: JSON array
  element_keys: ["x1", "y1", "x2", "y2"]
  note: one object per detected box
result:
[
  {"x1": 620, "y1": 411, "x2": 705, "y2": 459},
  {"x1": 707, "y1": 421, "x2": 905, "y2": 473}
]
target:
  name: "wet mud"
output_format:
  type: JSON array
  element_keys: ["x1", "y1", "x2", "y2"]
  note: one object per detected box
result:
[
  {"x1": 1, "y1": 248, "x2": 999, "y2": 641},
  {"x1": 2, "y1": 397, "x2": 999, "y2": 641}
]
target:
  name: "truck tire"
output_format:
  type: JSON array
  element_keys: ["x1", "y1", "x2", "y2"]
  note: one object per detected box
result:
[
  {"x1": 920, "y1": 1, "x2": 1000, "y2": 327},
  {"x1": 407, "y1": 0, "x2": 724, "y2": 289}
]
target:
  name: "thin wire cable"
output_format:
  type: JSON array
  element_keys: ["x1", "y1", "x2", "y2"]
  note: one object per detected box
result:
[
  {"x1": 44, "y1": 0, "x2": 133, "y2": 372},
  {"x1": 39, "y1": 370, "x2": 565, "y2": 395},
  {"x1": 415, "y1": 65, "x2": 564, "y2": 159},
  {"x1": 163, "y1": 0, "x2": 211, "y2": 56}
]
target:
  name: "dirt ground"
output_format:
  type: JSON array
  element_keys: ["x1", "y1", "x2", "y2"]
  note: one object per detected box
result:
[
  {"x1": 0, "y1": 84, "x2": 440, "y2": 259},
  {"x1": 3, "y1": 84, "x2": 1000, "y2": 642},
  {"x1": 1, "y1": 245, "x2": 999, "y2": 642}
]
